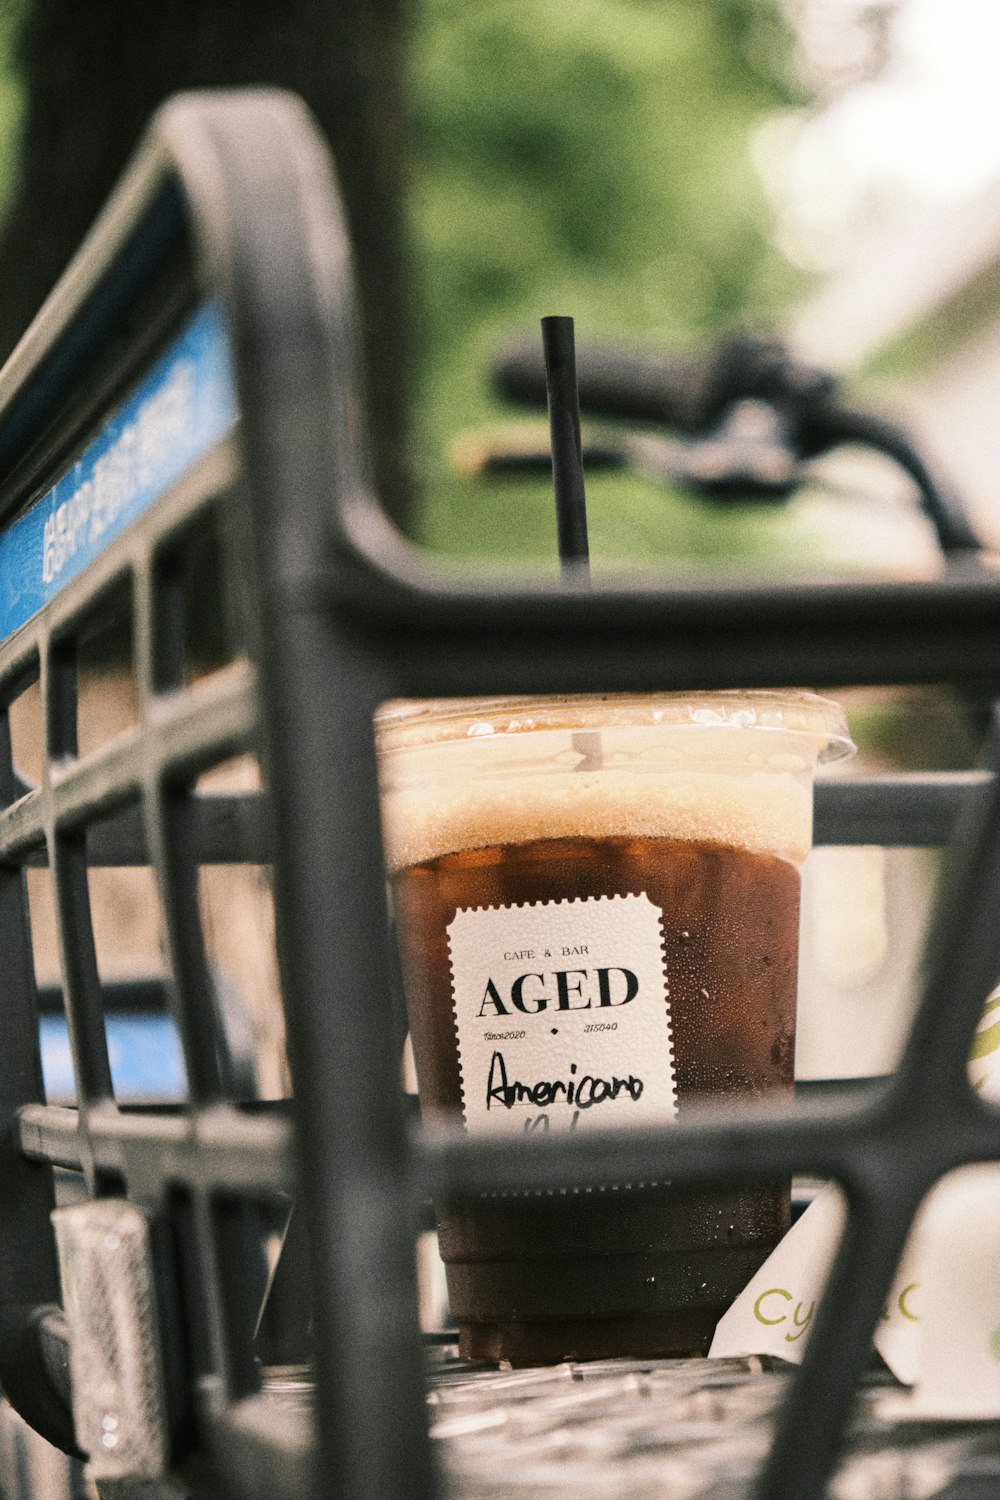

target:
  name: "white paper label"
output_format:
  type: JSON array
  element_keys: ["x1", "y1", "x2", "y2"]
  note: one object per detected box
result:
[
  {"x1": 708, "y1": 1184, "x2": 844, "y2": 1362},
  {"x1": 708, "y1": 1182, "x2": 925, "y2": 1375},
  {"x1": 709, "y1": 985, "x2": 1000, "y2": 1404},
  {"x1": 447, "y1": 893, "x2": 676, "y2": 1138}
]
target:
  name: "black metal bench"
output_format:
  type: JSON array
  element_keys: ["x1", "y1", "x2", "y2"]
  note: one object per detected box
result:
[{"x1": 0, "y1": 85, "x2": 999, "y2": 1500}]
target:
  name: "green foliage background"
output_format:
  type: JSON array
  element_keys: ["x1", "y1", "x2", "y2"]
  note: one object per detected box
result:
[
  {"x1": 408, "y1": 0, "x2": 815, "y2": 567},
  {"x1": 0, "y1": 0, "x2": 877, "y2": 573},
  {"x1": 0, "y1": 0, "x2": 23, "y2": 223},
  {"x1": 0, "y1": 0, "x2": 822, "y2": 570}
]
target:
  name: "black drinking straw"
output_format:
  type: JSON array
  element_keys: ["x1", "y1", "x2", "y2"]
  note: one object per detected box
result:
[
  {"x1": 542, "y1": 315, "x2": 591, "y2": 586},
  {"x1": 542, "y1": 315, "x2": 601, "y2": 767}
]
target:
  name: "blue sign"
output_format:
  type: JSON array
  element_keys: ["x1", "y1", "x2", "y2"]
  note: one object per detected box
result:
[
  {"x1": 40, "y1": 1014, "x2": 188, "y2": 1104},
  {"x1": 0, "y1": 300, "x2": 239, "y2": 645}
]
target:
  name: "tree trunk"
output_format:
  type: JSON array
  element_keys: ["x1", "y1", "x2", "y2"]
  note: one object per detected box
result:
[{"x1": 0, "y1": 0, "x2": 413, "y2": 530}]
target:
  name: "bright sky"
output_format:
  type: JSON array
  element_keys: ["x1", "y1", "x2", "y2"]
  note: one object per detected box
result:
[{"x1": 768, "y1": 0, "x2": 1000, "y2": 268}]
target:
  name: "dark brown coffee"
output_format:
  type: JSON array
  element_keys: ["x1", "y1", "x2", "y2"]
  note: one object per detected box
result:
[{"x1": 392, "y1": 832, "x2": 800, "y2": 1364}]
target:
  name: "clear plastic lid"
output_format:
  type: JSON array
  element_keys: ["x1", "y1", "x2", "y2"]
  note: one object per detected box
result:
[
  {"x1": 375, "y1": 690, "x2": 854, "y2": 763},
  {"x1": 376, "y1": 691, "x2": 854, "y2": 872}
]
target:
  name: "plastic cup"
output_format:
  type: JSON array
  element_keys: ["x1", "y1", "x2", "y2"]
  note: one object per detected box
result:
[{"x1": 376, "y1": 690, "x2": 853, "y2": 1365}]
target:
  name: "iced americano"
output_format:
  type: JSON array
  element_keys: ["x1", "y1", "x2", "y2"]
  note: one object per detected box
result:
[{"x1": 377, "y1": 692, "x2": 852, "y2": 1365}]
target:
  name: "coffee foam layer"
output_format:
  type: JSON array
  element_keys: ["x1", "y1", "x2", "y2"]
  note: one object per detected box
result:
[{"x1": 381, "y1": 767, "x2": 813, "y2": 873}]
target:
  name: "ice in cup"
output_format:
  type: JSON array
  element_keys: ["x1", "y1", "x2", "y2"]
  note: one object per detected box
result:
[{"x1": 376, "y1": 692, "x2": 853, "y2": 1365}]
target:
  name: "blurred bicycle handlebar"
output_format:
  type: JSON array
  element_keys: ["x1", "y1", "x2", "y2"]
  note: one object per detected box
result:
[{"x1": 489, "y1": 330, "x2": 981, "y2": 553}]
